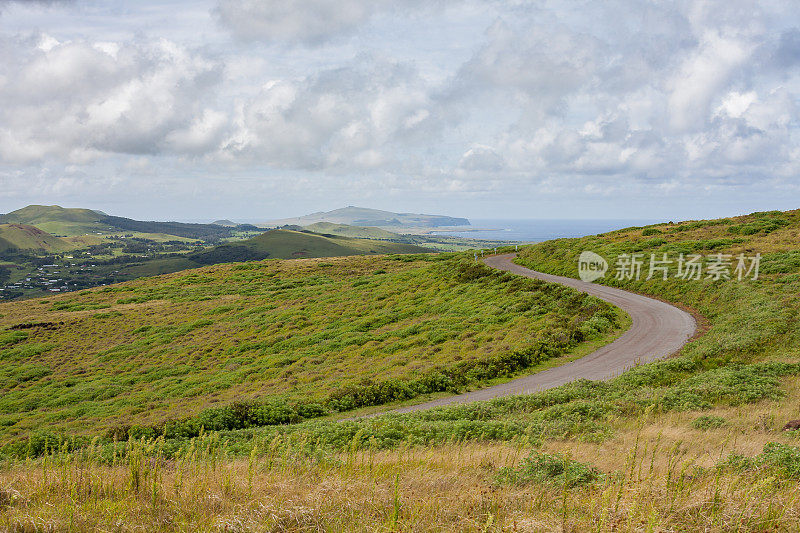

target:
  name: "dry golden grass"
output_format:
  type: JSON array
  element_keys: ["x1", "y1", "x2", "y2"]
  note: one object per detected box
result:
[{"x1": 3, "y1": 380, "x2": 800, "y2": 532}]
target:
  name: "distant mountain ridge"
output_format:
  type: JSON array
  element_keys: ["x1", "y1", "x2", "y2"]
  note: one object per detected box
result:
[
  {"x1": 0, "y1": 205, "x2": 239, "y2": 240},
  {"x1": 268, "y1": 206, "x2": 470, "y2": 228}
]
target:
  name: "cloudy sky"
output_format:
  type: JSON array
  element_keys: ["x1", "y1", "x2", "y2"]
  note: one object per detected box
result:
[{"x1": 0, "y1": 0, "x2": 798, "y2": 222}]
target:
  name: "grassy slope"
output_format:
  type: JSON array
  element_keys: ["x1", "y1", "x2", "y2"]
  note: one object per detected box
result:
[
  {"x1": 0, "y1": 205, "x2": 108, "y2": 235},
  {"x1": 302, "y1": 222, "x2": 404, "y2": 240},
  {"x1": 122, "y1": 208, "x2": 800, "y2": 528},
  {"x1": 242, "y1": 229, "x2": 428, "y2": 257},
  {"x1": 0, "y1": 253, "x2": 617, "y2": 441},
  {"x1": 0, "y1": 205, "x2": 231, "y2": 241},
  {"x1": 117, "y1": 229, "x2": 435, "y2": 276},
  {"x1": 0, "y1": 224, "x2": 75, "y2": 253}
]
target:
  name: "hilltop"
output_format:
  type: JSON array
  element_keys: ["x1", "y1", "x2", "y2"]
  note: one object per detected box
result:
[
  {"x1": 267, "y1": 206, "x2": 470, "y2": 228},
  {"x1": 0, "y1": 205, "x2": 103, "y2": 226},
  {"x1": 0, "y1": 205, "x2": 239, "y2": 240},
  {"x1": 239, "y1": 228, "x2": 429, "y2": 257}
]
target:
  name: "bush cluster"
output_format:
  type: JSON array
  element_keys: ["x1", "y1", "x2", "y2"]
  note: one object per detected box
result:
[
  {"x1": 722, "y1": 442, "x2": 800, "y2": 479},
  {"x1": 496, "y1": 450, "x2": 602, "y2": 487}
]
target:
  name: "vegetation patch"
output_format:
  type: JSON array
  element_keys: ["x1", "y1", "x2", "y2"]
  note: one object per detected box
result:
[
  {"x1": 691, "y1": 415, "x2": 727, "y2": 430},
  {"x1": 722, "y1": 442, "x2": 800, "y2": 479},
  {"x1": 496, "y1": 451, "x2": 602, "y2": 487},
  {"x1": 0, "y1": 253, "x2": 620, "y2": 442}
]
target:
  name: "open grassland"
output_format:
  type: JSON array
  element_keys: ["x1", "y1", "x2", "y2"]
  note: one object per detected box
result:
[
  {"x1": 3, "y1": 384, "x2": 800, "y2": 531},
  {"x1": 302, "y1": 222, "x2": 405, "y2": 240},
  {"x1": 0, "y1": 253, "x2": 619, "y2": 443},
  {"x1": 233, "y1": 228, "x2": 432, "y2": 258},
  {"x1": 3, "y1": 209, "x2": 800, "y2": 530}
]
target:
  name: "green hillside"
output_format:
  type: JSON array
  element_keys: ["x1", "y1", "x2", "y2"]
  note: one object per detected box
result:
[
  {"x1": 117, "y1": 229, "x2": 435, "y2": 276},
  {"x1": 0, "y1": 205, "x2": 106, "y2": 235},
  {"x1": 303, "y1": 222, "x2": 405, "y2": 240},
  {"x1": 0, "y1": 224, "x2": 75, "y2": 253},
  {"x1": 242, "y1": 228, "x2": 428, "y2": 257},
  {"x1": 0, "y1": 205, "x2": 238, "y2": 240},
  {"x1": 0, "y1": 253, "x2": 620, "y2": 441}
]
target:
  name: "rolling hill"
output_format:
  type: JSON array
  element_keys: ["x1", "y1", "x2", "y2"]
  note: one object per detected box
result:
[
  {"x1": 114, "y1": 229, "x2": 434, "y2": 278},
  {"x1": 268, "y1": 206, "x2": 470, "y2": 227},
  {"x1": 0, "y1": 252, "x2": 618, "y2": 441},
  {"x1": 0, "y1": 224, "x2": 75, "y2": 253},
  {"x1": 0, "y1": 205, "x2": 107, "y2": 236},
  {"x1": 240, "y1": 228, "x2": 429, "y2": 257},
  {"x1": 0, "y1": 205, "x2": 238, "y2": 239},
  {"x1": 302, "y1": 222, "x2": 406, "y2": 240},
  {"x1": 189, "y1": 228, "x2": 432, "y2": 264}
]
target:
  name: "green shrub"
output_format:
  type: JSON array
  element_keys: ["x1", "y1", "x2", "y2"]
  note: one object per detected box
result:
[
  {"x1": 691, "y1": 415, "x2": 726, "y2": 430},
  {"x1": 761, "y1": 251, "x2": 800, "y2": 274},
  {"x1": 722, "y1": 443, "x2": 800, "y2": 479},
  {"x1": 0, "y1": 330, "x2": 28, "y2": 347},
  {"x1": 497, "y1": 451, "x2": 602, "y2": 487},
  {"x1": 457, "y1": 263, "x2": 495, "y2": 282},
  {"x1": 728, "y1": 217, "x2": 789, "y2": 235}
]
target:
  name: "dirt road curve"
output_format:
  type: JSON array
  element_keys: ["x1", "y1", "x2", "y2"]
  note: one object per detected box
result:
[{"x1": 387, "y1": 253, "x2": 697, "y2": 415}]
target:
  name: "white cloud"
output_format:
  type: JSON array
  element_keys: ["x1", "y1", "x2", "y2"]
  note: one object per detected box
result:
[
  {"x1": 667, "y1": 30, "x2": 753, "y2": 132},
  {"x1": 457, "y1": 145, "x2": 505, "y2": 173},
  {"x1": 0, "y1": 35, "x2": 223, "y2": 163},
  {"x1": 220, "y1": 57, "x2": 438, "y2": 171},
  {"x1": 717, "y1": 90, "x2": 758, "y2": 118}
]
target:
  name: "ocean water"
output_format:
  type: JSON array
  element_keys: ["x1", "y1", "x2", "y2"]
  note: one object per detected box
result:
[{"x1": 435, "y1": 219, "x2": 659, "y2": 242}]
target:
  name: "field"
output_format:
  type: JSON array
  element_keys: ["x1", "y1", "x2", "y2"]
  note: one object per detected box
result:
[
  {"x1": 3, "y1": 400, "x2": 800, "y2": 531},
  {"x1": 215, "y1": 228, "x2": 432, "y2": 259},
  {"x1": 302, "y1": 222, "x2": 405, "y2": 240},
  {"x1": 2, "y1": 209, "x2": 800, "y2": 531},
  {"x1": 0, "y1": 253, "x2": 620, "y2": 443}
]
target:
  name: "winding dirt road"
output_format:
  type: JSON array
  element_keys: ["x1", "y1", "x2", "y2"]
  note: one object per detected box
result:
[{"x1": 387, "y1": 253, "x2": 697, "y2": 414}]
